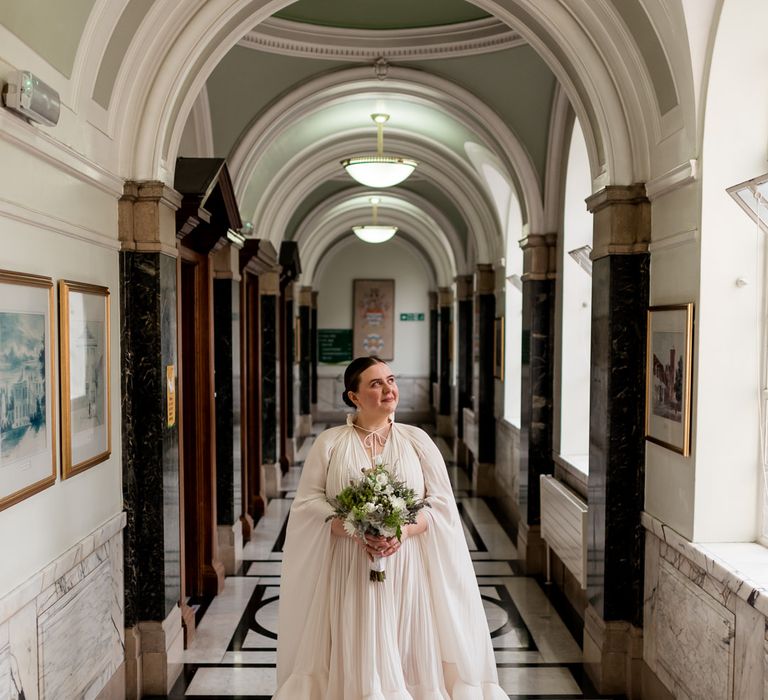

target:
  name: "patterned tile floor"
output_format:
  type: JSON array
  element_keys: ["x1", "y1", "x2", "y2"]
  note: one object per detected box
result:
[{"x1": 158, "y1": 429, "x2": 622, "y2": 699}]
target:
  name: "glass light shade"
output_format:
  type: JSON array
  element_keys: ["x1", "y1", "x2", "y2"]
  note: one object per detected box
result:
[
  {"x1": 341, "y1": 155, "x2": 418, "y2": 188},
  {"x1": 353, "y1": 225, "x2": 398, "y2": 244}
]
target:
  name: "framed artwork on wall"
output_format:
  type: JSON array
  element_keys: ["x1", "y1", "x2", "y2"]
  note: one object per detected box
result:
[
  {"x1": 493, "y1": 316, "x2": 505, "y2": 380},
  {"x1": 59, "y1": 280, "x2": 111, "y2": 478},
  {"x1": 353, "y1": 279, "x2": 394, "y2": 360},
  {"x1": 0, "y1": 269, "x2": 57, "y2": 511},
  {"x1": 645, "y1": 303, "x2": 694, "y2": 456}
]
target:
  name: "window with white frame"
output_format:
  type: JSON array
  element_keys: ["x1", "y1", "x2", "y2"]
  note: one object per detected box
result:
[{"x1": 555, "y1": 118, "x2": 592, "y2": 472}]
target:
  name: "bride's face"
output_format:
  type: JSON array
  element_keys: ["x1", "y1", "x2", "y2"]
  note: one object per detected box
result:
[{"x1": 350, "y1": 363, "x2": 399, "y2": 416}]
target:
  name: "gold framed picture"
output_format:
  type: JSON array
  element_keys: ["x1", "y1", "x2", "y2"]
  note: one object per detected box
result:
[
  {"x1": 353, "y1": 279, "x2": 394, "y2": 360},
  {"x1": 59, "y1": 280, "x2": 111, "y2": 478},
  {"x1": 493, "y1": 316, "x2": 505, "y2": 381},
  {"x1": 0, "y1": 269, "x2": 57, "y2": 511},
  {"x1": 645, "y1": 303, "x2": 694, "y2": 456}
]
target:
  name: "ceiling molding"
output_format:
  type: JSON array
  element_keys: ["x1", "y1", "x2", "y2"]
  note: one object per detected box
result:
[
  {"x1": 644, "y1": 159, "x2": 698, "y2": 202},
  {"x1": 227, "y1": 66, "x2": 543, "y2": 235},
  {"x1": 294, "y1": 189, "x2": 461, "y2": 285},
  {"x1": 237, "y1": 16, "x2": 525, "y2": 61},
  {"x1": 241, "y1": 133, "x2": 501, "y2": 265},
  {"x1": 542, "y1": 83, "x2": 574, "y2": 233}
]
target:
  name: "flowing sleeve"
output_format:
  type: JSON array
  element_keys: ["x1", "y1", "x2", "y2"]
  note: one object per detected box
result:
[
  {"x1": 275, "y1": 427, "x2": 341, "y2": 684},
  {"x1": 406, "y1": 426, "x2": 507, "y2": 698}
]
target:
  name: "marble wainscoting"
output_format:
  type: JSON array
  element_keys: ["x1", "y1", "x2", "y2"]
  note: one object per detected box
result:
[
  {"x1": 315, "y1": 374, "x2": 431, "y2": 423},
  {"x1": 643, "y1": 512, "x2": 766, "y2": 699},
  {"x1": 495, "y1": 419, "x2": 521, "y2": 525},
  {"x1": 0, "y1": 512, "x2": 126, "y2": 700}
]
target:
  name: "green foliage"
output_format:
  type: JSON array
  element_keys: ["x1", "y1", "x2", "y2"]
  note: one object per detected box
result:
[{"x1": 326, "y1": 462, "x2": 430, "y2": 540}]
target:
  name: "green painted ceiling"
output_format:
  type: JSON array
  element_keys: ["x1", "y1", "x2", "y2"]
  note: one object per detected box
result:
[
  {"x1": 274, "y1": 0, "x2": 489, "y2": 31},
  {"x1": 285, "y1": 180, "x2": 353, "y2": 239},
  {"x1": 0, "y1": 0, "x2": 96, "y2": 78},
  {"x1": 398, "y1": 180, "x2": 468, "y2": 250},
  {"x1": 408, "y1": 48, "x2": 557, "y2": 183},
  {"x1": 207, "y1": 46, "x2": 556, "y2": 185},
  {"x1": 207, "y1": 48, "x2": 349, "y2": 157}
]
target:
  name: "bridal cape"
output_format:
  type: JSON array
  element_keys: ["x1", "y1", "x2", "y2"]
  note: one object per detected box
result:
[{"x1": 274, "y1": 417, "x2": 507, "y2": 700}]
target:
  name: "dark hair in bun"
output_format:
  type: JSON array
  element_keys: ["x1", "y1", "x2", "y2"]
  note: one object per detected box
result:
[{"x1": 342, "y1": 356, "x2": 386, "y2": 408}]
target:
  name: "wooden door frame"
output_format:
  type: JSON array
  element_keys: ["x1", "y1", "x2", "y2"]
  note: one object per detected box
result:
[{"x1": 178, "y1": 245, "x2": 225, "y2": 601}]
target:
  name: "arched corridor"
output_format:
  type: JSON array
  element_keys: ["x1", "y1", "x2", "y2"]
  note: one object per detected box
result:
[
  {"x1": 1, "y1": 2, "x2": 768, "y2": 699},
  {"x1": 169, "y1": 427, "x2": 598, "y2": 699}
]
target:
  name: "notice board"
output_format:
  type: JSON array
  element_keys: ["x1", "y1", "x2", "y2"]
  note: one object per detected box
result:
[{"x1": 318, "y1": 329, "x2": 353, "y2": 363}]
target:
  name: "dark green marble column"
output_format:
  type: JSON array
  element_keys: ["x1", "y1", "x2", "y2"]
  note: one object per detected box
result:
[
  {"x1": 583, "y1": 185, "x2": 650, "y2": 694},
  {"x1": 119, "y1": 181, "x2": 186, "y2": 692},
  {"x1": 260, "y1": 270, "x2": 280, "y2": 497},
  {"x1": 311, "y1": 291, "x2": 318, "y2": 410},
  {"x1": 474, "y1": 264, "x2": 496, "y2": 466},
  {"x1": 436, "y1": 287, "x2": 453, "y2": 438},
  {"x1": 428, "y1": 291, "x2": 438, "y2": 411},
  {"x1": 297, "y1": 286, "x2": 312, "y2": 437},
  {"x1": 517, "y1": 234, "x2": 557, "y2": 574},
  {"x1": 212, "y1": 242, "x2": 244, "y2": 575}
]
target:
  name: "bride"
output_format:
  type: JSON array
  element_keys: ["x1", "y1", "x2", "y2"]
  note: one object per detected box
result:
[{"x1": 274, "y1": 356, "x2": 507, "y2": 699}]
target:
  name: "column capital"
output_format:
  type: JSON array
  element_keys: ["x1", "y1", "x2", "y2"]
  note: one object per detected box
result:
[
  {"x1": 454, "y1": 275, "x2": 473, "y2": 301},
  {"x1": 259, "y1": 271, "x2": 280, "y2": 295},
  {"x1": 311, "y1": 291, "x2": 319, "y2": 309},
  {"x1": 520, "y1": 233, "x2": 557, "y2": 281},
  {"x1": 586, "y1": 184, "x2": 650, "y2": 260},
  {"x1": 298, "y1": 286, "x2": 313, "y2": 306},
  {"x1": 437, "y1": 287, "x2": 453, "y2": 307},
  {"x1": 119, "y1": 181, "x2": 181, "y2": 257},
  {"x1": 428, "y1": 291, "x2": 438, "y2": 310},
  {"x1": 474, "y1": 264, "x2": 495, "y2": 295},
  {"x1": 213, "y1": 244, "x2": 242, "y2": 281}
]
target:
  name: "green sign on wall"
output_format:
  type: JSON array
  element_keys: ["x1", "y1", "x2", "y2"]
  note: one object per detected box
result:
[
  {"x1": 399, "y1": 312, "x2": 425, "y2": 321},
  {"x1": 318, "y1": 328, "x2": 353, "y2": 363}
]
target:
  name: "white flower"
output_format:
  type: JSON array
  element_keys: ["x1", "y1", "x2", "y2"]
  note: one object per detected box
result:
[
  {"x1": 343, "y1": 515, "x2": 358, "y2": 538},
  {"x1": 384, "y1": 485, "x2": 394, "y2": 496},
  {"x1": 364, "y1": 502, "x2": 376, "y2": 513},
  {"x1": 390, "y1": 496, "x2": 407, "y2": 513},
  {"x1": 376, "y1": 473, "x2": 388, "y2": 486},
  {"x1": 373, "y1": 454, "x2": 384, "y2": 466}
]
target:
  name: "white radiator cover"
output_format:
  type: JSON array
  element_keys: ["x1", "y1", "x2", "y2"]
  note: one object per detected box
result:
[{"x1": 540, "y1": 475, "x2": 588, "y2": 588}]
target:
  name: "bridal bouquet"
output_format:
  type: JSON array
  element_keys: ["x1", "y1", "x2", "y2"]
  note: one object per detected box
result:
[{"x1": 326, "y1": 457, "x2": 430, "y2": 582}]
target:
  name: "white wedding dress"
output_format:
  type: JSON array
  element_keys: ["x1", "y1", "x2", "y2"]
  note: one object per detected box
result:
[{"x1": 274, "y1": 417, "x2": 507, "y2": 700}]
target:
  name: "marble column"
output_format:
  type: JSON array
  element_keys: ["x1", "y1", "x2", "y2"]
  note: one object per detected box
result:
[
  {"x1": 436, "y1": 287, "x2": 453, "y2": 439},
  {"x1": 297, "y1": 286, "x2": 312, "y2": 437},
  {"x1": 118, "y1": 181, "x2": 185, "y2": 696},
  {"x1": 473, "y1": 264, "x2": 496, "y2": 486},
  {"x1": 454, "y1": 276, "x2": 473, "y2": 467},
  {"x1": 311, "y1": 291, "x2": 318, "y2": 412},
  {"x1": 280, "y1": 281, "x2": 295, "y2": 472},
  {"x1": 428, "y1": 291, "x2": 438, "y2": 411},
  {"x1": 517, "y1": 233, "x2": 557, "y2": 574},
  {"x1": 212, "y1": 242, "x2": 244, "y2": 576},
  {"x1": 583, "y1": 185, "x2": 649, "y2": 695},
  {"x1": 260, "y1": 271, "x2": 281, "y2": 497}
]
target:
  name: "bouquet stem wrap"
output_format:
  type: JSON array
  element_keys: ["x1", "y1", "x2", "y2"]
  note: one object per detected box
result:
[{"x1": 370, "y1": 555, "x2": 386, "y2": 582}]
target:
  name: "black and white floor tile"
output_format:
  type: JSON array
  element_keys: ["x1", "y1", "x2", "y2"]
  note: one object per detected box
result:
[{"x1": 159, "y1": 430, "x2": 622, "y2": 699}]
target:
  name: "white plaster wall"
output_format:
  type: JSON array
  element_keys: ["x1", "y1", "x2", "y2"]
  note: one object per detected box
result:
[
  {"x1": 644, "y1": 183, "x2": 700, "y2": 539},
  {"x1": 692, "y1": 0, "x2": 768, "y2": 541},
  {"x1": 315, "y1": 236, "x2": 431, "y2": 379},
  {"x1": 0, "y1": 135, "x2": 122, "y2": 597}
]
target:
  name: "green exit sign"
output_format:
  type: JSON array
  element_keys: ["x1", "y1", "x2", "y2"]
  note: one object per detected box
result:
[{"x1": 399, "y1": 312, "x2": 425, "y2": 321}]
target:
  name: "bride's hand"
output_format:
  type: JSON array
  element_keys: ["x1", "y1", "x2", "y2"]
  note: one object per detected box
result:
[{"x1": 380, "y1": 528, "x2": 408, "y2": 558}]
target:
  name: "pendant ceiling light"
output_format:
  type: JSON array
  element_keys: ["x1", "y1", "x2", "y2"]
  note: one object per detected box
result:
[
  {"x1": 341, "y1": 113, "x2": 418, "y2": 188},
  {"x1": 353, "y1": 197, "x2": 398, "y2": 244}
]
